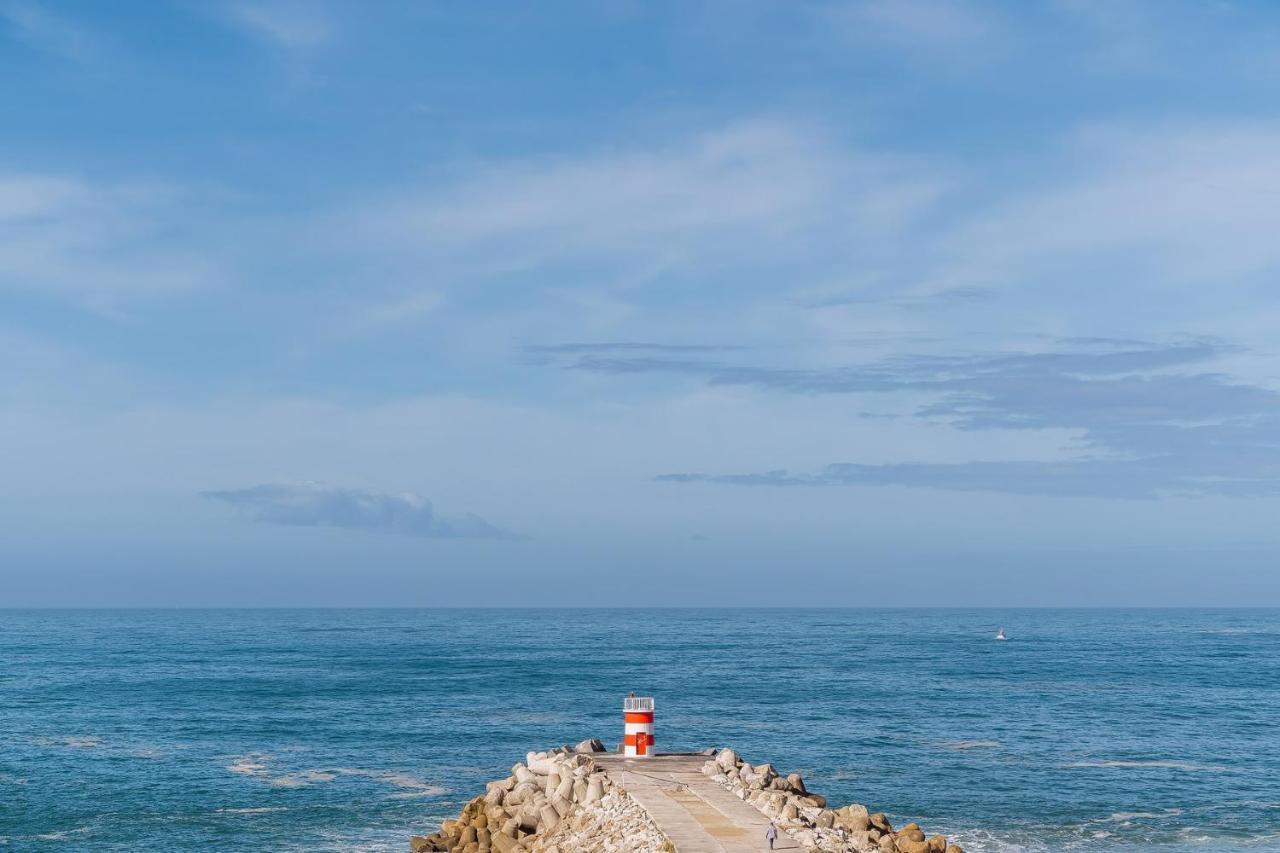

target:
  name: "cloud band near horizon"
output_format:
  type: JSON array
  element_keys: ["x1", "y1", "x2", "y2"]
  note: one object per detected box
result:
[{"x1": 201, "y1": 483, "x2": 522, "y2": 540}]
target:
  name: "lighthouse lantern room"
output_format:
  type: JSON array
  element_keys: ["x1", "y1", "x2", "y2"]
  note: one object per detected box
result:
[{"x1": 623, "y1": 695, "x2": 655, "y2": 758}]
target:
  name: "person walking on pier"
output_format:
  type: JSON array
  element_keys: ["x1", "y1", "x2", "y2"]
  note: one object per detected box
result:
[{"x1": 765, "y1": 821, "x2": 778, "y2": 849}]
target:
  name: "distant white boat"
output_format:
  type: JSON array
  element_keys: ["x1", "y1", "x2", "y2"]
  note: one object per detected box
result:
[{"x1": 995, "y1": 628, "x2": 1007, "y2": 641}]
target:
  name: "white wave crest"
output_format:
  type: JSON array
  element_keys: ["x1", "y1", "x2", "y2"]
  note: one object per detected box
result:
[
  {"x1": 1064, "y1": 759, "x2": 1225, "y2": 772},
  {"x1": 223, "y1": 755, "x2": 445, "y2": 796},
  {"x1": 331, "y1": 768, "x2": 448, "y2": 796},
  {"x1": 269, "y1": 770, "x2": 338, "y2": 788},
  {"x1": 935, "y1": 740, "x2": 1001, "y2": 750},
  {"x1": 227, "y1": 754, "x2": 271, "y2": 776},
  {"x1": 1106, "y1": 809, "x2": 1182, "y2": 821},
  {"x1": 32, "y1": 735, "x2": 100, "y2": 749}
]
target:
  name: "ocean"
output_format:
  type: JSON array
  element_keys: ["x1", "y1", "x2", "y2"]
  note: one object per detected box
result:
[{"x1": 2, "y1": 608, "x2": 1277, "y2": 851}]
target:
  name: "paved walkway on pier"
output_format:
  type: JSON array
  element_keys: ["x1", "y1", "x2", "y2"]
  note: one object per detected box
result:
[{"x1": 594, "y1": 754, "x2": 799, "y2": 853}]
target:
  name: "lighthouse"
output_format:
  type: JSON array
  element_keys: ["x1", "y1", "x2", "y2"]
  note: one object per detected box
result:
[{"x1": 623, "y1": 694, "x2": 655, "y2": 757}]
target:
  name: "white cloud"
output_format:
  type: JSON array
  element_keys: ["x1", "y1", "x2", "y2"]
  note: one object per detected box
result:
[
  {"x1": 0, "y1": 173, "x2": 214, "y2": 308},
  {"x1": 344, "y1": 119, "x2": 950, "y2": 289},
  {"x1": 202, "y1": 482, "x2": 520, "y2": 539},
  {"x1": 227, "y1": 1, "x2": 333, "y2": 48},
  {"x1": 367, "y1": 122, "x2": 825, "y2": 246},
  {"x1": 824, "y1": 0, "x2": 1003, "y2": 60},
  {"x1": 947, "y1": 123, "x2": 1280, "y2": 286},
  {"x1": 0, "y1": 1, "x2": 100, "y2": 61}
]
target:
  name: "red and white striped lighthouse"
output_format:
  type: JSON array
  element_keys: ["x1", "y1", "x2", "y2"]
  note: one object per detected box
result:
[{"x1": 623, "y1": 694, "x2": 655, "y2": 758}]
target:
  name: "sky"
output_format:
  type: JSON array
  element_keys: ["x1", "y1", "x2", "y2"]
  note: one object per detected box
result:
[{"x1": 4, "y1": 0, "x2": 1280, "y2": 606}]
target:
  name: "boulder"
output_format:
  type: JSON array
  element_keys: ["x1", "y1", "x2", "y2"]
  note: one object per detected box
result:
[
  {"x1": 410, "y1": 836, "x2": 433, "y2": 853},
  {"x1": 847, "y1": 830, "x2": 875, "y2": 851},
  {"x1": 513, "y1": 765, "x2": 536, "y2": 785},
  {"x1": 838, "y1": 813, "x2": 871, "y2": 833},
  {"x1": 898, "y1": 824, "x2": 925, "y2": 843},
  {"x1": 781, "y1": 801, "x2": 799, "y2": 821},
  {"x1": 573, "y1": 738, "x2": 605, "y2": 753},
  {"x1": 815, "y1": 810, "x2": 835, "y2": 829},
  {"x1": 715, "y1": 748, "x2": 739, "y2": 772},
  {"x1": 550, "y1": 794, "x2": 572, "y2": 818},
  {"x1": 870, "y1": 812, "x2": 893, "y2": 834},
  {"x1": 526, "y1": 752, "x2": 558, "y2": 775},
  {"x1": 841, "y1": 803, "x2": 870, "y2": 820},
  {"x1": 801, "y1": 794, "x2": 827, "y2": 809},
  {"x1": 897, "y1": 840, "x2": 929, "y2": 853},
  {"x1": 785, "y1": 773, "x2": 807, "y2": 795},
  {"x1": 927, "y1": 836, "x2": 947, "y2": 853},
  {"x1": 946, "y1": 847, "x2": 965, "y2": 853},
  {"x1": 538, "y1": 804, "x2": 560, "y2": 831},
  {"x1": 491, "y1": 834, "x2": 519, "y2": 853},
  {"x1": 878, "y1": 834, "x2": 897, "y2": 853}
]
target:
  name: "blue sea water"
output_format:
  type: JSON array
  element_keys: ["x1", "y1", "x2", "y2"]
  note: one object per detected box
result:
[{"x1": 2, "y1": 609, "x2": 1278, "y2": 852}]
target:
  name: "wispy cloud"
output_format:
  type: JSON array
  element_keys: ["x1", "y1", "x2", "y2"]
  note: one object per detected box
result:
[
  {"x1": 344, "y1": 119, "x2": 949, "y2": 280},
  {"x1": 822, "y1": 0, "x2": 1004, "y2": 63},
  {"x1": 0, "y1": 173, "x2": 214, "y2": 309},
  {"x1": 947, "y1": 123, "x2": 1280, "y2": 288},
  {"x1": 534, "y1": 338, "x2": 1280, "y2": 498},
  {"x1": 658, "y1": 453, "x2": 1280, "y2": 499},
  {"x1": 1, "y1": 1, "x2": 100, "y2": 61},
  {"x1": 540, "y1": 338, "x2": 1227, "y2": 395},
  {"x1": 226, "y1": 1, "x2": 333, "y2": 48},
  {"x1": 522, "y1": 342, "x2": 748, "y2": 366},
  {"x1": 525, "y1": 342, "x2": 747, "y2": 355},
  {"x1": 202, "y1": 482, "x2": 522, "y2": 540}
]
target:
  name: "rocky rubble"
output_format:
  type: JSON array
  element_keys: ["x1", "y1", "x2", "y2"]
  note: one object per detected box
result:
[
  {"x1": 411, "y1": 739, "x2": 672, "y2": 853},
  {"x1": 528, "y1": 788, "x2": 670, "y2": 853},
  {"x1": 702, "y1": 748, "x2": 965, "y2": 853}
]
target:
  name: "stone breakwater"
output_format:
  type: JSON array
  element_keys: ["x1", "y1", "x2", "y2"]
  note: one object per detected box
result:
[
  {"x1": 411, "y1": 739, "x2": 672, "y2": 853},
  {"x1": 703, "y1": 748, "x2": 965, "y2": 853}
]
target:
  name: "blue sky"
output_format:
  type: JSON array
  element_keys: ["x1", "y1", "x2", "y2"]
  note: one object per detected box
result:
[{"x1": 4, "y1": 0, "x2": 1280, "y2": 606}]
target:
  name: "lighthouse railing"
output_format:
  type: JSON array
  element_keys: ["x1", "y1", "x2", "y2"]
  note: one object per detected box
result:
[{"x1": 623, "y1": 696, "x2": 654, "y2": 712}]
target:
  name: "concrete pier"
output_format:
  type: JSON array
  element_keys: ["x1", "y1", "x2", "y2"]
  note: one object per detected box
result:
[{"x1": 594, "y1": 754, "x2": 799, "y2": 853}]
